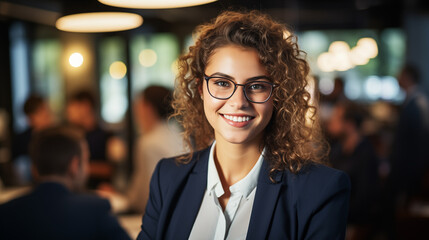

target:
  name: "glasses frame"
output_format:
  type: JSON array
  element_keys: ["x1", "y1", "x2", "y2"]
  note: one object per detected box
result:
[{"x1": 203, "y1": 74, "x2": 277, "y2": 104}]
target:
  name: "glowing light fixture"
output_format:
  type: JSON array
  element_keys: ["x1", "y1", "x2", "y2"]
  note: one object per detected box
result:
[
  {"x1": 138, "y1": 49, "x2": 157, "y2": 67},
  {"x1": 317, "y1": 52, "x2": 335, "y2": 72},
  {"x1": 69, "y1": 52, "x2": 83, "y2": 67},
  {"x1": 317, "y1": 38, "x2": 378, "y2": 72},
  {"x1": 328, "y1": 41, "x2": 350, "y2": 53},
  {"x1": 98, "y1": 0, "x2": 217, "y2": 9},
  {"x1": 56, "y1": 12, "x2": 143, "y2": 33},
  {"x1": 350, "y1": 46, "x2": 370, "y2": 65},
  {"x1": 109, "y1": 61, "x2": 127, "y2": 79},
  {"x1": 357, "y1": 37, "x2": 378, "y2": 59}
]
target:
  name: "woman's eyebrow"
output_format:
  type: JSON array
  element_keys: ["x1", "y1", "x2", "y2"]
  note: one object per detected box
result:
[
  {"x1": 247, "y1": 75, "x2": 271, "y2": 81},
  {"x1": 208, "y1": 72, "x2": 271, "y2": 82},
  {"x1": 209, "y1": 72, "x2": 233, "y2": 79}
]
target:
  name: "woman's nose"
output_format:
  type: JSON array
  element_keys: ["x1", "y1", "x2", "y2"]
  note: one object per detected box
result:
[{"x1": 227, "y1": 85, "x2": 249, "y2": 109}]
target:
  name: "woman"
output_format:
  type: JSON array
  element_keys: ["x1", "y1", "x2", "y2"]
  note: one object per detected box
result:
[{"x1": 138, "y1": 10, "x2": 350, "y2": 240}]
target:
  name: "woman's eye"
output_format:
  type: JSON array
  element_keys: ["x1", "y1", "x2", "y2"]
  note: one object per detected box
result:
[
  {"x1": 214, "y1": 80, "x2": 231, "y2": 87},
  {"x1": 248, "y1": 83, "x2": 267, "y2": 91}
]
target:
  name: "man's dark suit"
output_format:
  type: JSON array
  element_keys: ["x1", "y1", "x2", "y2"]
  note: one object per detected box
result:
[
  {"x1": 138, "y1": 146, "x2": 351, "y2": 240},
  {"x1": 0, "y1": 182, "x2": 130, "y2": 240}
]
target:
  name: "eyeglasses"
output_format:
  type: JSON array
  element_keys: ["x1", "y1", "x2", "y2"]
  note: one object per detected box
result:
[{"x1": 204, "y1": 74, "x2": 277, "y2": 103}]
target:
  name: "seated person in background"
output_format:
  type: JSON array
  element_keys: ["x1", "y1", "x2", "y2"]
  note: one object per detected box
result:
[
  {"x1": 66, "y1": 90, "x2": 114, "y2": 189},
  {"x1": 128, "y1": 85, "x2": 187, "y2": 213},
  {"x1": 12, "y1": 94, "x2": 53, "y2": 185},
  {"x1": 0, "y1": 125, "x2": 130, "y2": 240},
  {"x1": 100, "y1": 86, "x2": 187, "y2": 214},
  {"x1": 327, "y1": 101, "x2": 380, "y2": 239}
]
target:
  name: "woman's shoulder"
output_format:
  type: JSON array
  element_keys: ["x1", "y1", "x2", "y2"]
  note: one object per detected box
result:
[
  {"x1": 291, "y1": 162, "x2": 350, "y2": 187},
  {"x1": 154, "y1": 147, "x2": 210, "y2": 178},
  {"x1": 283, "y1": 162, "x2": 351, "y2": 202}
]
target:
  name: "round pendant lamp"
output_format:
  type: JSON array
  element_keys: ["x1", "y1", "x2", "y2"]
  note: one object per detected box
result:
[
  {"x1": 56, "y1": 12, "x2": 143, "y2": 33},
  {"x1": 98, "y1": 0, "x2": 217, "y2": 9}
]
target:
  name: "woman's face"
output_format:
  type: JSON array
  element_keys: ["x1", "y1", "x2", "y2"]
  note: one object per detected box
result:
[{"x1": 202, "y1": 45, "x2": 274, "y2": 146}]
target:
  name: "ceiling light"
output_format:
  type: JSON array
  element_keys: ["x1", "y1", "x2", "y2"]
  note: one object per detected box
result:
[
  {"x1": 69, "y1": 52, "x2": 84, "y2": 67},
  {"x1": 98, "y1": 0, "x2": 217, "y2": 9},
  {"x1": 56, "y1": 12, "x2": 143, "y2": 33}
]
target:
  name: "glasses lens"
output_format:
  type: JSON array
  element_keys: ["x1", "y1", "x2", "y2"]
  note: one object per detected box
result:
[
  {"x1": 245, "y1": 81, "x2": 273, "y2": 102},
  {"x1": 207, "y1": 77, "x2": 235, "y2": 99}
]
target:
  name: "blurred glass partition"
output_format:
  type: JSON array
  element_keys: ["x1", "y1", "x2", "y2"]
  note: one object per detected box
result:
[
  {"x1": 99, "y1": 36, "x2": 128, "y2": 124},
  {"x1": 10, "y1": 22, "x2": 30, "y2": 133},
  {"x1": 32, "y1": 39, "x2": 63, "y2": 117}
]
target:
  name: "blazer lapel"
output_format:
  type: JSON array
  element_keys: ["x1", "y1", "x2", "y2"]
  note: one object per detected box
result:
[
  {"x1": 246, "y1": 160, "x2": 284, "y2": 239},
  {"x1": 165, "y1": 148, "x2": 209, "y2": 239}
]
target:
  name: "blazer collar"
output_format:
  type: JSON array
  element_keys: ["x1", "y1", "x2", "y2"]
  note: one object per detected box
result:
[{"x1": 247, "y1": 159, "x2": 284, "y2": 239}]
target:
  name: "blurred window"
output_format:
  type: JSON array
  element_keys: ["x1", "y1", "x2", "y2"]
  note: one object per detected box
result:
[
  {"x1": 32, "y1": 39, "x2": 63, "y2": 116},
  {"x1": 10, "y1": 22, "x2": 30, "y2": 132},
  {"x1": 99, "y1": 36, "x2": 128, "y2": 124},
  {"x1": 130, "y1": 33, "x2": 179, "y2": 96}
]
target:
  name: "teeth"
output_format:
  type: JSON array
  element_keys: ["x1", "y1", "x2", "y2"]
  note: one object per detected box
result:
[{"x1": 223, "y1": 114, "x2": 251, "y2": 122}]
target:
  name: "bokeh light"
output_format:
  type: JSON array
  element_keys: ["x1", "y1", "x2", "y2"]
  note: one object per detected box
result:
[
  {"x1": 109, "y1": 61, "x2": 127, "y2": 79},
  {"x1": 139, "y1": 49, "x2": 157, "y2": 67},
  {"x1": 319, "y1": 76, "x2": 335, "y2": 95},
  {"x1": 317, "y1": 38, "x2": 378, "y2": 72},
  {"x1": 365, "y1": 76, "x2": 382, "y2": 100},
  {"x1": 317, "y1": 52, "x2": 335, "y2": 72},
  {"x1": 329, "y1": 41, "x2": 350, "y2": 53},
  {"x1": 357, "y1": 37, "x2": 378, "y2": 59},
  {"x1": 69, "y1": 52, "x2": 83, "y2": 67},
  {"x1": 380, "y1": 76, "x2": 400, "y2": 100},
  {"x1": 350, "y1": 46, "x2": 370, "y2": 65},
  {"x1": 344, "y1": 78, "x2": 361, "y2": 100}
]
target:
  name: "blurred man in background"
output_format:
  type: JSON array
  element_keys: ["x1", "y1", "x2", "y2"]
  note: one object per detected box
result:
[
  {"x1": 0, "y1": 125, "x2": 130, "y2": 240},
  {"x1": 327, "y1": 101, "x2": 380, "y2": 240},
  {"x1": 390, "y1": 64, "x2": 429, "y2": 204},
  {"x1": 66, "y1": 90, "x2": 114, "y2": 189},
  {"x1": 12, "y1": 94, "x2": 53, "y2": 184}
]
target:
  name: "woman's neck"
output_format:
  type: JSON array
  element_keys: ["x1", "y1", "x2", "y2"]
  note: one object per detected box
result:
[{"x1": 214, "y1": 139, "x2": 262, "y2": 187}]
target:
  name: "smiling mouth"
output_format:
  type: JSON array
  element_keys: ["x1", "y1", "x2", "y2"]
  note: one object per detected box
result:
[{"x1": 222, "y1": 114, "x2": 254, "y2": 123}]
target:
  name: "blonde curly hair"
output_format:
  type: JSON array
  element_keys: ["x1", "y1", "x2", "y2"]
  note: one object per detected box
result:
[{"x1": 172, "y1": 10, "x2": 328, "y2": 175}]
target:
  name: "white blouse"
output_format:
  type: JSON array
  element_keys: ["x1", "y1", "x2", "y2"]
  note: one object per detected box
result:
[{"x1": 189, "y1": 142, "x2": 264, "y2": 240}]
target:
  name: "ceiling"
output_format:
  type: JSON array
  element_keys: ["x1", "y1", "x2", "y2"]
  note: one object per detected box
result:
[{"x1": 1, "y1": 0, "x2": 429, "y2": 33}]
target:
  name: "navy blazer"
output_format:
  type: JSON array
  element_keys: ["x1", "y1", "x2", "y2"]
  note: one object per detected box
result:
[
  {"x1": 0, "y1": 182, "x2": 130, "y2": 240},
  {"x1": 138, "y1": 147, "x2": 351, "y2": 240}
]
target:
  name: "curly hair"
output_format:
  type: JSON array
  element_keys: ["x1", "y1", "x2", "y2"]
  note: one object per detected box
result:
[{"x1": 172, "y1": 10, "x2": 328, "y2": 175}]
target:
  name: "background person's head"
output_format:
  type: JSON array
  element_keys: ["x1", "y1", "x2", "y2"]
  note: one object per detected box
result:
[
  {"x1": 30, "y1": 125, "x2": 89, "y2": 191},
  {"x1": 398, "y1": 63, "x2": 420, "y2": 92},
  {"x1": 66, "y1": 90, "x2": 97, "y2": 131},
  {"x1": 327, "y1": 102, "x2": 366, "y2": 141},
  {"x1": 173, "y1": 10, "x2": 327, "y2": 173},
  {"x1": 134, "y1": 86, "x2": 173, "y2": 134},
  {"x1": 23, "y1": 95, "x2": 53, "y2": 131}
]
